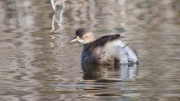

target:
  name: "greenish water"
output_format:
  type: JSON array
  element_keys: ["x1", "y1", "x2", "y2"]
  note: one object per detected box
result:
[{"x1": 0, "y1": 0, "x2": 180, "y2": 101}]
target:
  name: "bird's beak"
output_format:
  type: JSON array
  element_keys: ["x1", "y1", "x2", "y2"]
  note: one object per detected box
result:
[{"x1": 70, "y1": 37, "x2": 80, "y2": 42}]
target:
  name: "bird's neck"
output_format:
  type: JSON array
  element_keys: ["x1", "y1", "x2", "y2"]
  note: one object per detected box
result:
[{"x1": 82, "y1": 43, "x2": 91, "y2": 52}]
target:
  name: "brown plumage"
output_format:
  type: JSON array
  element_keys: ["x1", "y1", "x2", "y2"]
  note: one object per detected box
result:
[{"x1": 70, "y1": 28, "x2": 139, "y2": 65}]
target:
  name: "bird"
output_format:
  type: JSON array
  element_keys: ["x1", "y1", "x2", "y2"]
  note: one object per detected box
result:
[{"x1": 70, "y1": 28, "x2": 139, "y2": 65}]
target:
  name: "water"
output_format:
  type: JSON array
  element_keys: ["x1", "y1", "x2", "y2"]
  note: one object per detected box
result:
[{"x1": 0, "y1": 0, "x2": 180, "y2": 100}]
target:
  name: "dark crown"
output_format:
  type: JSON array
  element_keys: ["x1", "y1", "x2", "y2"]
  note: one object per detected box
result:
[{"x1": 75, "y1": 28, "x2": 90, "y2": 38}]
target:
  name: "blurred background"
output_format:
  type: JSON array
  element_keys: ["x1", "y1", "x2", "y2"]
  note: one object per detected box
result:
[{"x1": 0, "y1": 0, "x2": 180, "y2": 101}]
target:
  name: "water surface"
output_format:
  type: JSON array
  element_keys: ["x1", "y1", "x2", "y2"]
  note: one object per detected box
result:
[{"x1": 0, "y1": 0, "x2": 180, "y2": 101}]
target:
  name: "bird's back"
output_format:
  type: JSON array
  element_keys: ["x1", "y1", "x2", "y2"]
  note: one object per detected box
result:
[{"x1": 81, "y1": 34, "x2": 139, "y2": 65}]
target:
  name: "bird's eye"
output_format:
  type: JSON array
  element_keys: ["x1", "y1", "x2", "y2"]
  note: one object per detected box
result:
[{"x1": 78, "y1": 35, "x2": 83, "y2": 38}]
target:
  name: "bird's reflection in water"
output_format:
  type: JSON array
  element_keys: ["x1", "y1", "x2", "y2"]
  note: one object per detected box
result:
[
  {"x1": 78, "y1": 63, "x2": 139, "y2": 98},
  {"x1": 81, "y1": 63, "x2": 138, "y2": 81}
]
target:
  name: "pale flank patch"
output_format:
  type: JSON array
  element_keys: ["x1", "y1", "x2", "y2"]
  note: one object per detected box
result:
[
  {"x1": 120, "y1": 47, "x2": 129, "y2": 64},
  {"x1": 124, "y1": 46, "x2": 139, "y2": 63},
  {"x1": 103, "y1": 40, "x2": 138, "y2": 64}
]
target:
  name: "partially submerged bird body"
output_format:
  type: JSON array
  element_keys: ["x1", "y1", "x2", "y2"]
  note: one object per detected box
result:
[{"x1": 71, "y1": 28, "x2": 139, "y2": 65}]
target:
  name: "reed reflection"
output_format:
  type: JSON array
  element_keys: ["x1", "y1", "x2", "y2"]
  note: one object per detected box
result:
[
  {"x1": 51, "y1": 0, "x2": 66, "y2": 14},
  {"x1": 81, "y1": 63, "x2": 138, "y2": 81},
  {"x1": 50, "y1": 0, "x2": 65, "y2": 33}
]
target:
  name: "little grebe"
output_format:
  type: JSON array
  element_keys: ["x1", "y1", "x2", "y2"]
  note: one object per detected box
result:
[{"x1": 70, "y1": 28, "x2": 139, "y2": 65}]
